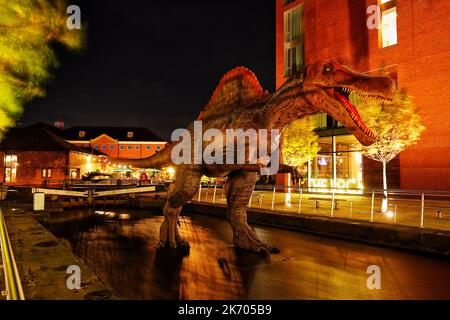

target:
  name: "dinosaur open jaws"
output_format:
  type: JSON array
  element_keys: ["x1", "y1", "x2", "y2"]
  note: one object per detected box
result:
[{"x1": 334, "y1": 88, "x2": 377, "y2": 140}]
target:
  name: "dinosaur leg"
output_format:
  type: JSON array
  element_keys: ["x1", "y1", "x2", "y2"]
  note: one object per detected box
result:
[
  {"x1": 225, "y1": 170, "x2": 279, "y2": 254},
  {"x1": 158, "y1": 167, "x2": 201, "y2": 249}
]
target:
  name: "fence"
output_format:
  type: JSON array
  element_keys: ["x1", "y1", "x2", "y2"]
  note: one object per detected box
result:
[
  {"x1": 194, "y1": 184, "x2": 450, "y2": 231},
  {"x1": 0, "y1": 207, "x2": 25, "y2": 300}
]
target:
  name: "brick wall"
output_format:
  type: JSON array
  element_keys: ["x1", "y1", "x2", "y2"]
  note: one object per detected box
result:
[
  {"x1": 73, "y1": 134, "x2": 166, "y2": 159},
  {"x1": 276, "y1": 0, "x2": 450, "y2": 190},
  {"x1": 0, "y1": 151, "x2": 68, "y2": 186}
]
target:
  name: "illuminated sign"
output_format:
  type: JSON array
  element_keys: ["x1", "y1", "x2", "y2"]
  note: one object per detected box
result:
[{"x1": 309, "y1": 178, "x2": 363, "y2": 194}]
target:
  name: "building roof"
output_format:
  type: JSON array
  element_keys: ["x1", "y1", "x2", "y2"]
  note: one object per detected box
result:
[
  {"x1": 0, "y1": 124, "x2": 95, "y2": 154},
  {"x1": 63, "y1": 126, "x2": 165, "y2": 142}
]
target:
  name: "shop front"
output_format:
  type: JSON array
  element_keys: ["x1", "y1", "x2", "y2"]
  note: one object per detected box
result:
[{"x1": 308, "y1": 134, "x2": 364, "y2": 194}]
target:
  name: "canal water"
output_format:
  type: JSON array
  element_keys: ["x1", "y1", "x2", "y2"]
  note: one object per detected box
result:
[{"x1": 38, "y1": 209, "x2": 450, "y2": 300}]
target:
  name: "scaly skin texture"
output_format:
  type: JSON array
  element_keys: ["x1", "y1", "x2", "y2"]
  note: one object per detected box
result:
[{"x1": 122, "y1": 60, "x2": 396, "y2": 254}]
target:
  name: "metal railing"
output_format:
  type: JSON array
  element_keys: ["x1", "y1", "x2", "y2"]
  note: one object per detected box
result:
[
  {"x1": 0, "y1": 207, "x2": 25, "y2": 300},
  {"x1": 194, "y1": 184, "x2": 450, "y2": 232}
]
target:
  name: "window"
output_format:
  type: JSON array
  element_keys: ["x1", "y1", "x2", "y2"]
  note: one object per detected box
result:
[
  {"x1": 70, "y1": 169, "x2": 78, "y2": 180},
  {"x1": 102, "y1": 145, "x2": 106, "y2": 150},
  {"x1": 284, "y1": 0, "x2": 295, "y2": 5},
  {"x1": 127, "y1": 131, "x2": 134, "y2": 138},
  {"x1": 127, "y1": 145, "x2": 132, "y2": 150},
  {"x1": 135, "y1": 145, "x2": 140, "y2": 150},
  {"x1": 308, "y1": 135, "x2": 363, "y2": 194},
  {"x1": 4, "y1": 155, "x2": 17, "y2": 183},
  {"x1": 156, "y1": 146, "x2": 161, "y2": 150},
  {"x1": 79, "y1": 131, "x2": 86, "y2": 138},
  {"x1": 42, "y1": 169, "x2": 52, "y2": 178},
  {"x1": 109, "y1": 145, "x2": 115, "y2": 150},
  {"x1": 146, "y1": 145, "x2": 151, "y2": 151},
  {"x1": 311, "y1": 114, "x2": 328, "y2": 130},
  {"x1": 284, "y1": 6, "x2": 304, "y2": 77},
  {"x1": 380, "y1": 0, "x2": 397, "y2": 47},
  {"x1": 120, "y1": 145, "x2": 125, "y2": 150}
]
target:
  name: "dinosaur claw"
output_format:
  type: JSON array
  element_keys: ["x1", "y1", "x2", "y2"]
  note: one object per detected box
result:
[{"x1": 157, "y1": 241, "x2": 166, "y2": 249}]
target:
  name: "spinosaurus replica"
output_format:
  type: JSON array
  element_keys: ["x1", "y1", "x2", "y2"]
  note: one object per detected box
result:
[{"x1": 121, "y1": 60, "x2": 395, "y2": 254}]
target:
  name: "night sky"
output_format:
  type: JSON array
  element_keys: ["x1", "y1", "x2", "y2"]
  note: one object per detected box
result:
[{"x1": 21, "y1": 0, "x2": 275, "y2": 139}]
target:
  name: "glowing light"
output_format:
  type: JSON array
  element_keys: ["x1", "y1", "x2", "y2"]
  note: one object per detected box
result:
[
  {"x1": 167, "y1": 167, "x2": 175, "y2": 174},
  {"x1": 318, "y1": 157, "x2": 328, "y2": 166},
  {"x1": 386, "y1": 211, "x2": 394, "y2": 218},
  {"x1": 309, "y1": 178, "x2": 363, "y2": 194},
  {"x1": 382, "y1": 7, "x2": 397, "y2": 47}
]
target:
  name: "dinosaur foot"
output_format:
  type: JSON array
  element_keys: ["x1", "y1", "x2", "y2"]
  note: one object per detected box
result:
[
  {"x1": 232, "y1": 223, "x2": 280, "y2": 254},
  {"x1": 157, "y1": 217, "x2": 190, "y2": 251}
]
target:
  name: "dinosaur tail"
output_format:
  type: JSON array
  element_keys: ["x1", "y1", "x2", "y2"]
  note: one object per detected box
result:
[{"x1": 116, "y1": 144, "x2": 174, "y2": 170}]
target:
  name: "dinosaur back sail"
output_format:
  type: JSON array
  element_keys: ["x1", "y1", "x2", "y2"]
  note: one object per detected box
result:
[{"x1": 197, "y1": 67, "x2": 268, "y2": 120}]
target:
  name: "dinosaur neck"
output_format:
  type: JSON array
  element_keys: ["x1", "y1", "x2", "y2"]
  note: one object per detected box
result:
[{"x1": 262, "y1": 84, "x2": 319, "y2": 132}]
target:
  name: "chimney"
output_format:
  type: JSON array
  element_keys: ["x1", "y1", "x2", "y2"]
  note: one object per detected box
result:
[{"x1": 54, "y1": 119, "x2": 64, "y2": 129}]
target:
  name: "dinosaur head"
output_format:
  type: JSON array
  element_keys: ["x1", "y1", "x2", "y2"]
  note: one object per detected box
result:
[{"x1": 299, "y1": 60, "x2": 396, "y2": 146}]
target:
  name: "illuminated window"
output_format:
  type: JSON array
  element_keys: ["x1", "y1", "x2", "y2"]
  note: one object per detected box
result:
[
  {"x1": 42, "y1": 169, "x2": 52, "y2": 178},
  {"x1": 308, "y1": 135, "x2": 364, "y2": 194},
  {"x1": 127, "y1": 131, "x2": 134, "y2": 138},
  {"x1": 380, "y1": 0, "x2": 397, "y2": 47},
  {"x1": 4, "y1": 154, "x2": 17, "y2": 183},
  {"x1": 79, "y1": 131, "x2": 86, "y2": 138},
  {"x1": 311, "y1": 114, "x2": 328, "y2": 130},
  {"x1": 284, "y1": 6, "x2": 304, "y2": 77}
]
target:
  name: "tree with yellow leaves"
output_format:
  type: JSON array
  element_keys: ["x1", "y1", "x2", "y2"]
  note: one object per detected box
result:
[
  {"x1": 282, "y1": 117, "x2": 320, "y2": 169},
  {"x1": 350, "y1": 91, "x2": 425, "y2": 211},
  {"x1": 0, "y1": 0, "x2": 84, "y2": 139}
]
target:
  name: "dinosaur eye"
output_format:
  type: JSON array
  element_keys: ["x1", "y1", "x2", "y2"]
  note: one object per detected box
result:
[{"x1": 323, "y1": 64, "x2": 332, "y2": 73}]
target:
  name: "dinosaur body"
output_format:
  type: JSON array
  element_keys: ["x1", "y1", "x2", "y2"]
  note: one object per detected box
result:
[{"x1": 124, "y1": 60, "x2": 396, "y2": 253}]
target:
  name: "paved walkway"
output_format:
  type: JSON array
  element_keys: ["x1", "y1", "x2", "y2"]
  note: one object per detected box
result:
[
  {"x1": 2, "y1": 206, "x2": 120, "y2": 300},
  {"x1": 195, "y1": 188, "x2": 450, "y2": 231}
]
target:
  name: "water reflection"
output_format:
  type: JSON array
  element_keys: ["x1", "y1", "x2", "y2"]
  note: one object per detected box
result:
[{"x1": 39, "y1": 209, "x2": 450, "y2": 300}]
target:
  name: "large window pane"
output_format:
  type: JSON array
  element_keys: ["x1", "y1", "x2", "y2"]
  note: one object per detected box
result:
[
  {"x1": 308, "y1": 136, "x2": 363, "y2": 194},
  {"x1": 382, "y1": 7, "x2": 397, "y2": 47}
]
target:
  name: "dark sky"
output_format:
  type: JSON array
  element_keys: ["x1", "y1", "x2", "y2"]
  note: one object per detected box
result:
[{"x1": 21, "y1": 0, "x2": 275, "y2": 140}]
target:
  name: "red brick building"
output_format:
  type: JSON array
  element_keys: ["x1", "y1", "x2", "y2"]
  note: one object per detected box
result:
[
  {"x1": 62, "y1": 126, "x2": 167, "y2": 159},
  {"x1": 276, "y1": 0, "x2": 450, "y2": 191},
  {"x1": 0, "y1": 124, "x2": 102, "y2": 186}
]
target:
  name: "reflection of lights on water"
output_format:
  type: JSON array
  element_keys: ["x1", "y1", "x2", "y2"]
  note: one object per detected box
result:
[
  {"x1": 119, "y1": 214, "x2": 130, "y2": 220},
  {"x1": 96, "y1": 210, "x2": 127, "y2": 219}
]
